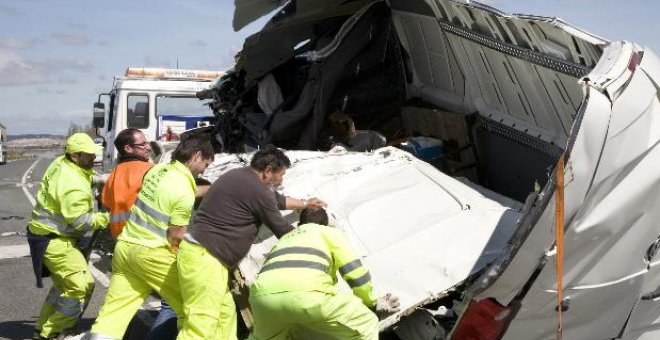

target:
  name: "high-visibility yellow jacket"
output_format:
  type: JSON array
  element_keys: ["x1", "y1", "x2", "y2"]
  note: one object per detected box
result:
[
  {"x1": 118, "y1": 161, "x2": 196, "y2": 248},
  {"x1": 28, "y1": 156, "x2": 109, "y2": 238},
  {"x1": 250, "y1": 223, "x2": 378, "y2": 307}
]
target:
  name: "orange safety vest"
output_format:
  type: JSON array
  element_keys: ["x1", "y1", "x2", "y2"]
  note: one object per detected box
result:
[{"x1": 101, "y1": 160, "x2": 153, "y2": 238}]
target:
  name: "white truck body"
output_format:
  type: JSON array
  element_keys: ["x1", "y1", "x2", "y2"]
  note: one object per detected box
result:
[
  {"x1": 191, "y1": 0, "x2": 660, "y2": 338},
  {"x1": 185, "y1": 147, "x2": 523, "y2": 334}
]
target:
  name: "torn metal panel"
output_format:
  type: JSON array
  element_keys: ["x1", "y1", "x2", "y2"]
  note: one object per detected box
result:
[
  {"x1": 503, "y1": 133, "x2": 660, "y2": 339},
  {"x1": 203, "y1": 0, "x2": 660, "y2": 337},
  {"x1": 468, "y1": 86, "x2": 612, "y2": 306},
  {"x1": 485, "y1": 47, "x2": 660, "y2": 338},
  {"x1": 232, "y1": 0, "x2": 288, "y2": 32},
  {"x1": 233, "y1": 0, "x2": 361, "y2": 32},
  {"x1": 200, "y1": 147, "x2": 520, "y2": 330}
]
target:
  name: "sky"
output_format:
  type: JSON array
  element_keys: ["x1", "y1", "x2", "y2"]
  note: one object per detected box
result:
[{"x1": 0, "y1": 0, "x2": 658, "y2": 135}]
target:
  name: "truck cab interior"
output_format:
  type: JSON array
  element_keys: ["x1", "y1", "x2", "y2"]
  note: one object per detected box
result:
[{"x1": 201, "y1": 0, "x2": 604, "y2": 204}]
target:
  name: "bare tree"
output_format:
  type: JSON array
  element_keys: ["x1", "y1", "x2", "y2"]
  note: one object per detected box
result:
[{"x1": 66, "y1": 122, "x2": 96, "y2": 138}]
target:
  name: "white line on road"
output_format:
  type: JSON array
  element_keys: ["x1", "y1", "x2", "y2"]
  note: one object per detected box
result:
[
  {"x1": 21, "y1": 158, "x2": 40, "y2": 207},
  {"x1": 7, "y1": 158, "x2": 114, "y2": 289},
  {"x1": 1, "y1": 231, "x2": 24, "y2": 237},
  {"x1": 0, "y1": 244, "x2": 112, "y2": 289},
  {"x1": 89, "y1": 260, "x2": 110, "y2": 288},
  {"x1": 0, "y1": 244, "x2": 30, "y2": 259}
]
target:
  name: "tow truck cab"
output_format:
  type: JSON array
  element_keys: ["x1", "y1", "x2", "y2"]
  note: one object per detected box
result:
[{"x1": 92, "y1": 67, "x2": 221, "y2": 171}]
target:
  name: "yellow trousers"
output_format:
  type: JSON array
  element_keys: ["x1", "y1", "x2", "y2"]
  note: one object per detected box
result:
[
  {"x1": 36, "y1": 237, "x2": 95, "y2": 338},
  {"x1": 177, "y1": 240, "x2": 237, "y2": 340},
  {"x1": 248, "y1": 291, "x2": 378, "y2": 340},
  {"x1": 89, "y1": 240, "x2": 184, "y2": 339}
]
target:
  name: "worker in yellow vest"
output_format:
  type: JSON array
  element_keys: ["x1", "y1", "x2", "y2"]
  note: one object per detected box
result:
[
  {"x1": 89, "y1": 134, "x2": 215, "y2": 340},
  {"x1": 27, "y1": 133, "x2": 110, "y2": 339},
  {"x1": 248, "y1": 207, "x2": 401, "y2": 340}
]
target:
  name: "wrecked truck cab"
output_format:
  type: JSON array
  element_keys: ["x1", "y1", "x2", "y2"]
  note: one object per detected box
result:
[
  {"x1": 181, "y1": 145, "x2": 522, "y2": 338},
  {"x1": 190, "y1": 0, "x2": 660, "y2": 338}
]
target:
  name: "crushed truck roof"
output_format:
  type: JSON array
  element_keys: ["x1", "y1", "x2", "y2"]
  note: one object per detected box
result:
[{"x1": 198, "y1": 146, "x2": 522, "y2": 329}]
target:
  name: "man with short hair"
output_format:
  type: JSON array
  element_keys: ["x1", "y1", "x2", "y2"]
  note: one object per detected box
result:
[
  {"x1": 248, "y1": 208, "x2": 400, "y2": 340},
  {"x1": 27, "y1": 133, "x2": 110, "y2": 340},
  {"x1": 102, "y1": 128, "x2": 152, "y2": 239},
  {"x1": 177, "y1": 146, "x2": 326, "y2": 339},
  {"x1": 89, "y1": 134, "x2": 215, "y2": 340}
]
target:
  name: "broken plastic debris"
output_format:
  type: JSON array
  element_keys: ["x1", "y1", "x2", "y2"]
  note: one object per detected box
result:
[
  {"x1": 328, "y1": 145, "x2": 348, "y2": 155},
  {"x1": 0, "y1": 215, "x2": 25, "y2": 220},
  {"x1": 425, "y1": 305, "x2": 454, "y2": 318}
]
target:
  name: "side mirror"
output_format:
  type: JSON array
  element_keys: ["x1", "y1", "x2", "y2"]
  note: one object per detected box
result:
[{"x1": 93, "y1": 102, "x2": 106, "y2": 128}]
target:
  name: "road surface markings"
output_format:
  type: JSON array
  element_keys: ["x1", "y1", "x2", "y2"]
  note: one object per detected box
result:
[
  {"x1": 11, "y1": 158, "x2": 114, "y2": 289},
  {"x1": 89, "y1": 260, "x2": 110, "y2": 288},
  {"x1": 0, "y1": 231, "x2": 24, "y2": 237},
  {"x1": 21, "y1": 158, "x2": 40, "y2": 207},
  {"x1": 0, "y1": 244, "x2": 30, "y2": 259},
  {"x1": 0, "y1": 244, "x2": 111, "y2": 288}
]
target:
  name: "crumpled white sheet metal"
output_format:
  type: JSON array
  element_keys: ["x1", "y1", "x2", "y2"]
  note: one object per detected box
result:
[{"x1": 201, "y1": 146, "x2": 520, "y2": 326}]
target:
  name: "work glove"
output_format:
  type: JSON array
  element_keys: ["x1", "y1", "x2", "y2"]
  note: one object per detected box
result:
[
  {"x1": 374, "y1": 293, "x2": 401, "y2": 318},
  {"x1": 92, "y1": 173, "x2": 109, "y2": 186}
]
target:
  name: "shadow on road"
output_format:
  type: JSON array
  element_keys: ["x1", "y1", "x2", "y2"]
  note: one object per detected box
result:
[{"x1": 0, "y1": 318, "x2": 94, "y2": 340}]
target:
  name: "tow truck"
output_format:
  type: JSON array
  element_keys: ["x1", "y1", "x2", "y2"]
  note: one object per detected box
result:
[{"x1": 92, "y1": 67, "x2": 222, "y2": 171}]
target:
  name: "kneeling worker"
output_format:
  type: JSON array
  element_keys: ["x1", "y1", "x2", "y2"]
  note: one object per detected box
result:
[{"x1": 248, "y1": 207, "x2": 400, "y2": 340}]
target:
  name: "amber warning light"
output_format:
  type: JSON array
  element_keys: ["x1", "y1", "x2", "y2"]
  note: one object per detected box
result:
[{"x1": 125, "y1": 67, "x2": 223, "y2": 81}]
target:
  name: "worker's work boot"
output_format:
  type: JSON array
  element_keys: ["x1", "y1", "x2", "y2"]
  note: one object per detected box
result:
[{"x1": 32, "y1": 331, "x2": 60, "y2": 340}]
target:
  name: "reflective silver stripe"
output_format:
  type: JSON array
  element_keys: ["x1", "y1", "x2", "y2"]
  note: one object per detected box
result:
[
  {"x1": 89, "y1": 333, "x2": 118, "y2": 340},
  {"x1": 46, "y1": 288, "x2": 61, "y2": 305},
  {"x1": 55, "y1": 304, "x2": 80, "y2": 316},
  {"x1": 73, "y1": 213, "x2": 95, "y2": 231},
  {"x1": 260, "y1": 260, "x2": 328, "y2": 274},
  {"x1": 110, "y1": 212, "x2": 129, "y2": 224},
  {"x1": 266, "y1": 246, "x2": 330, "y2": 263},
  {"x1": 183, "y1": 233, "x2": 200, "y2": 245},
  {"x1": 34, "y1": 204, "x2": 66, "y2": 223},
  {"x1": 346, "y1": 272, "x2": 371, "y2": 288},
  {"x1": 128, "y1": 213, "x2": 167, "y2": 239},
  {"x1": 32, "y1": 204, "x2": 76, "y2": 234},
  {"x1": 339, "y1": 259, "x2": 363, "y2": 276},
  {"x1": 55, "y1": 297, "x2": 82, "y2": 316},
  {"x1": 33, "y1": 215, "x2": 71, "y2": 234},
  {"x1": 134, "y1": 198, "x2": 170, "y2": 224}
]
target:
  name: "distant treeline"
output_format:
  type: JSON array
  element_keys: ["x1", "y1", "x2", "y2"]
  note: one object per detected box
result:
[
  {"x1": 6, "y1": 122, "x2": 98, "y2": 142},
  {"x1": 6, "y1": 134, "x2": 64, "y2": 141}
]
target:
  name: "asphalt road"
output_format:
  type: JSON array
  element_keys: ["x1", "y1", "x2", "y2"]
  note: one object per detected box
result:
[{"x1": 0, "y1": 154, "x2": 154, "y2": 340}]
